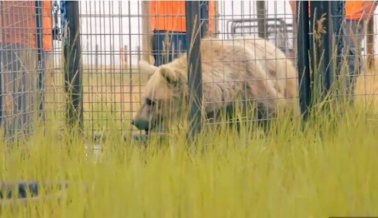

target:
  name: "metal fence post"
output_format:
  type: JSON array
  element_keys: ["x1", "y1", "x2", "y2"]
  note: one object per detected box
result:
[
  {"x1": 35, "y1": 1, "x2": 45, "y2": 120},
  {"x1": 367, "y1": 16, "x2": 375, "y2": 69},
  {"x1": 63, "y1": 1, "x2": 83, "y2": 129},
  {"x1": 309, "y1": 1, "x2": 344, "y2": 103},
  {"x1": 0, "y1": 1, "x2": 3, "y2": 126},
  {"x1": 297, "y1": 1, "x2": 311, "y2": 120},
  {"x1": 320, "y1": 2, "x2": 331, "y2": 94},
  {"x1": 256, "y1": 0, "x2": 267, "y2": 39},
  {"x1": 329, "y1": 1, "x2": 345, "y2": 90},
  {"x1": 185, "y1": 1, "x2": 208, "y2": 140},
  {"x1": 297, "y1": 1, "x2": 344, "y2": 118},
  {"x1": 309, "y1": 1, "x2": 330, "y2": 98}
]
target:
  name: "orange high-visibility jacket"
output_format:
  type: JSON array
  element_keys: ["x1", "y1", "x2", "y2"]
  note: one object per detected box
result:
[
  {"x1": 150, "y1": 1, "x2": 216, "y2": 33},
  {"x1": 293, "y1": 1, "x2": 370, "y2": 21},
  {"x1": 345, "y1": 1, "x2": 364, "y2": 20},
  {"x1": 0, "y1": 1, "x2": 53, "y2": 52}
]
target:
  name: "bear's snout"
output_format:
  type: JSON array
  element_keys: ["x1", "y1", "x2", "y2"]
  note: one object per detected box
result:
[{"x1": 131, "y1": 118, "x2": 150, "y2": 131}]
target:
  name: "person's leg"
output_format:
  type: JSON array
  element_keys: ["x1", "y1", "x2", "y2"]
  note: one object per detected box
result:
[
  {"x1": 342, "y1": 20, "x2": 364, "y2": 98},
  {"x1": 0, "y1": 45, "x2": 4, "y2": 128},
  {"x1": 168, "y1": 32, "x2": 187, "y2": 61},
  {"x1": 1, "y1": 45, "x2": 16, "y2": 139},
  {"x1": 152, "y1": 30, "x2": 167, "y2": 67},
  {"x1": 0, "y1": 44, "x2": 16, "y2": 139},
  {"x1": 1, "y1": 44, "x2": 37, "y2": 140},
  {"x1": 152, "y1": 31, "x2": 187, "y2": 66},
  {"x1": 18, "y1": 45, "x2": 37, "y2": 137}
]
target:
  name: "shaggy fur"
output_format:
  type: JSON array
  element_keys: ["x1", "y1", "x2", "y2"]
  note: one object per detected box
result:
[{"x1": 132, "y1": 37, "x2": 299, "y2": 132}]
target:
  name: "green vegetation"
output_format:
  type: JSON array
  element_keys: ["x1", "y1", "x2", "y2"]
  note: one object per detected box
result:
[{"x1": 1, "y1": 100, "x2": 377, "y2": 217}]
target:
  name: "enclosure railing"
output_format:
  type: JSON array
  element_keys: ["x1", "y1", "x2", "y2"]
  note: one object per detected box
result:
[{"x1": 1, "y1": 0, "x2": 377, "y2": 141}]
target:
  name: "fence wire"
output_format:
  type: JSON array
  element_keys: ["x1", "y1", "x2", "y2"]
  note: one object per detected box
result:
[
  {"x1": 1, "y1": 0, "x2": 378, "y2": 141},
  {"x1": 0, "y1": 1, "x2": 54, "y2": 141}
]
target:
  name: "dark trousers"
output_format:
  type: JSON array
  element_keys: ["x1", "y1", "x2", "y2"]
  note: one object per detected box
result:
[
  {"x1": 0, "y1": 44, "x2": 37, "y2": 140},
  {"x1": 152, "y1": 30, "x2": 188, "y2": 66},
  {"x1": 342, "y1": 20, "x2": 364, "y2": 96}
]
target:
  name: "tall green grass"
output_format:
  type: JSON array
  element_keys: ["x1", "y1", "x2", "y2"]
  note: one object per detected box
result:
[
  {"x1": 2, "y1": 14, "x2": 378, "y2": 217},
  {"x1": 1, "y1": 101, "x2": 378, "y2": 218}
]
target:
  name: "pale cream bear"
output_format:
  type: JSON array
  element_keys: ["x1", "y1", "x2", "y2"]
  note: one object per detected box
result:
[{"x1": 132, "y1": 37, "x2": 299, "y2": 133}]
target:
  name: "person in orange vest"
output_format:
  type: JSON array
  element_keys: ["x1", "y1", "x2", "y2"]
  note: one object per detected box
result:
[
  {"x1": 289, "y1": 0, "x2": 377, "y2": 95},
  {"x1": 149, "y1": 1, "x2": 216, "y2": 66},
  {"x1": 0, "y1": 1, "x2": 53, "y2": 138}
]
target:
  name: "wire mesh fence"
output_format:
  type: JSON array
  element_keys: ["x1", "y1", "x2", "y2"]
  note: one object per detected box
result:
[
  {"x1": 1, "y1": 0, "x2": 378, "y2": 141},
  {"x1": 75, "y1": 0, "x2": 301, "y2": 138},
  {"x1": 0, "y1": 1, "x2": 54, "y2": 141}
]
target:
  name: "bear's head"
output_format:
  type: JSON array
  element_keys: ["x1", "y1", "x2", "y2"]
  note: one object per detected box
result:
[{"x1": 131, "y1": 60, "x2": 187, "y2": 133}]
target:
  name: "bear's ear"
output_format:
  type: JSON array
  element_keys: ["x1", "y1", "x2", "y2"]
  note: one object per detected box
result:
[
  {"x1": 159, "y1": 66, "x2": 178, "y2": 85},
  {"x1": 139, "y1": 60, "x2": 158, "y2": 77}
]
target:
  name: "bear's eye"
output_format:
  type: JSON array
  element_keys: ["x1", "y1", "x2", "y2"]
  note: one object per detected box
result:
[{"x1": 145, "y1": 98, "x2": 155, "y2": 106}]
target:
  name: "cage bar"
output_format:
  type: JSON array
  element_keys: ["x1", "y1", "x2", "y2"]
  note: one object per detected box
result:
[
  {"x1": 297, "y1": 0, "x2": 312, "y2": 119},
  {"x1": 35, "y1": 0, "x2": 45, "y2": 120},
  {"x1": 256, "y1": 0, "x2": 267, "y2": 39},
  {"x1": 63, "y1": 1, "x2": 83, "y2": 128},
  {"x1": 185, "y1": 1, "x2": 209, "y2": 140}
]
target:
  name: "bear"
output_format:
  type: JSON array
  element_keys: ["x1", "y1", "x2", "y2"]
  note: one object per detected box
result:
[
  {"x1": 131, "y1": 36, "x2": 299, "y2": 134},
  {"x1": 232, "y1": 36, "x2": 298, "y2": 107},
  {"x1": 206, "y1": 36, "x2": 299, "y2": 98}
]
